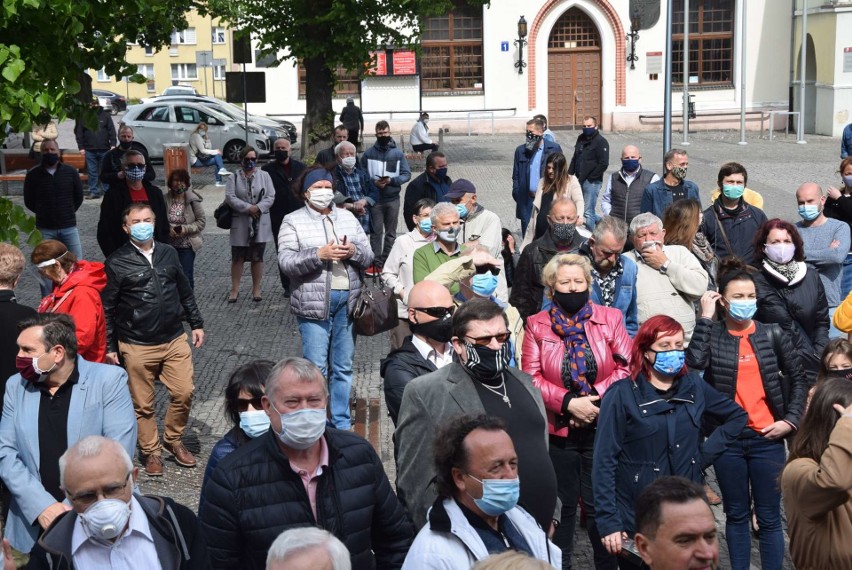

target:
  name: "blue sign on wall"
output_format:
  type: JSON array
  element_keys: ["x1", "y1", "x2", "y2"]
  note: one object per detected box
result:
[{"x1": 501, "y1": 41, "x2": 509, "y2": 52}]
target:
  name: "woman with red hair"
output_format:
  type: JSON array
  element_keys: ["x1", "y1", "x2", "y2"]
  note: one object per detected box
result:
[
  {"x1": 592, "y1": 315, "x2": 747, "y2": 568},
  {"x1": 752, "y1": 218, "x2": 829, "y2": 381}
]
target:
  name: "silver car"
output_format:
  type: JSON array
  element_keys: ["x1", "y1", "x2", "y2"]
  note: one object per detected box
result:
[{"x1": 122, "y1": 100, "x2": 269, "y2": 163}]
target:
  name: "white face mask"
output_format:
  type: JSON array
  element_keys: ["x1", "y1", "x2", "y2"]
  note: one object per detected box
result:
[
  {"x1": 80, "y1": 498, "x2": 132, "y2": 542},
  {"x1": 274, "y1": 406, "x2": 327, "y2": 450},
  {"x1": 308, "y1": 188, "x2": 334, "y2": 210},
  {"x1": 341, "y1": 156, "x2": 357, "y2": 170}
]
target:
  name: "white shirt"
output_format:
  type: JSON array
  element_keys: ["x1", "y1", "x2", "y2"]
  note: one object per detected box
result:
[
  {"x1": 382, "y1": 228, "x2": 433, "y2": 317},
  {"x1": 130, "y1": 240, "x2": 155, "y2": 267},
  {"x1": 411, "y1": 334, "x2": 453, "y2": 368},
  {"x1": 71, "y1": 496, "x2": 162, "y2": 570}
]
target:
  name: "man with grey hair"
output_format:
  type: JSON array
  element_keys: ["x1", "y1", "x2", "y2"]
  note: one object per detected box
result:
[
  {"x1": 266, "y1": 527, "x2": 351, "y2": 570},
  {"x1": 579, "y1": 215, "x2": 639, "y2": 335},
  {"x1": 640, "y1": 148, "x2": 700, "y2": 219},
  {"x1": 0, "y1": 313, "x2": 136, "y2": 558},
  {"x1": 316, "y1": 125, "x2": 350, "y2": 167},
  {"x1": 630, "y1": 213, "x2": 708, "y2": 344},
  {"x1": 200, "y1": 357, "x2": 413, "y2": 570},
  {"x1": 333, "y1": 140, "x2": 377, "y2": 235},
  {"x1": 412, "y1": 202, "x2": 463, "y2": 295},
  {"x1": 24, "y1": 435, "x2": 208, "y2": 569}
]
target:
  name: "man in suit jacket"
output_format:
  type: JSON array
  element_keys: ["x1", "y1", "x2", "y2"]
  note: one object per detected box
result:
[
  {"x1": 512, "y1": 117, "x2": 562, "y2": 237},
  {"x1": 0, "y1": 313, "x2": 136, "y2": 556}
]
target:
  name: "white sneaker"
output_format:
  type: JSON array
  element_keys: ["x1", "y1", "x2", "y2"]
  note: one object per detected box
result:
[
  {"x1": 218, "y1": 168, "x2": 232, "y2": 176},
  {"x1": 215, "y1": 181, "x2": 226, "y2": 187}
]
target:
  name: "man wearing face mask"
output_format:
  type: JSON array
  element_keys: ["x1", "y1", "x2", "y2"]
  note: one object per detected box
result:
[
  {"x1": 0, "y1": 314, "x2": 135, "y2": 559},
  {"x1": 74, "y1": 101, "x2": 116, "y2": 199},
  {"x1": 23, "y1": 138, "x2": 84, "y2": 296},
  {"x1": 510, "y1": 196, "x2": 587, "y2": 321},
  {"x1": 23, "y1": 436, "x2": 208, "y2": 569},
  {"x1": 403, "y1": 414, "x2": 560, "y2": 567},
  {"x1": 395, "y1": 298, "x2": 557, "y2": 533},
  {"x1": 96, "y1": 150, "x2": 169, "y2": 258},
  {"x1": 99, "y1": 125, "x2": 155, "y2": 189},
  {"x1": 640, "y1": 148, "x2": 700, "y2": 219},
  {"x1": 512, "y1": 118, "x2": 563, "y2": 237},
  {"x1": 200, "y1": 357, "x2": 414, "y2": 570},
  {"x1": 412, "y1": 202, "x2": 464, "y2": 295},
  {"x1": 314, "y1": 125, "x2": 349, "y2": 167},
  {"x1": 568, "y1": 116, "x2": 609, "y2": 231},
  {"x1": 796, "y1": 182, "x2": 851, "y2": 337},
  {"x1": 403, "y1": 151, "x2": 451, "y2": 231},
  {"x1": 600, "y1": 145, "x2": 659, "y2": 227},
  {"x1": 102, "y1": 204, "x2": 205, "y2": 477},
  {"x1": 381, "y1": 280, "x2": 455, "y2": 427},
  {"x1": 333, "y1": 140, "x2": 378, "y2": 235}
]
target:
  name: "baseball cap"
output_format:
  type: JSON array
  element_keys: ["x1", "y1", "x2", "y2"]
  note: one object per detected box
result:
[{"x1": 445, "y1": 178, "x2": 476, "y2": 199}]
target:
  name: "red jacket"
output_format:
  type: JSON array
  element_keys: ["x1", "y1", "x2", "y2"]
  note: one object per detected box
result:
[
  {"x1": 38, "y1": 260, "x2": 107, "y2": 363},
  {"x1": 522, "y1": 304, "x2": 632, "y2": 437}
]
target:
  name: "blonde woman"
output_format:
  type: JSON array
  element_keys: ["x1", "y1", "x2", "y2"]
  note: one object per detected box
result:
[
  {"x1": 522, "y1": 152, "x2": 584, "y2": 250},
  {"x1": 188, "y1": 122, "x2": 226, "y2": 186}
]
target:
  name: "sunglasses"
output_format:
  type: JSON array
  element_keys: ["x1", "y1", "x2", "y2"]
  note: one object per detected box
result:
[
  {"x1": 412, "y1": 306, "x2": 456, "y2": 319},
  {"x1": 475, "y1": 266, "x2": 501, "y2": 276},
  {"x1": 126, "y1": 163, "x2": 146, "y2": 168},
  {"x1": 465, "y1": 332, "x2": 511, "y2": 346},
  {"x1": 236, "y1": 396, "x2": 264, "y2": 412}
]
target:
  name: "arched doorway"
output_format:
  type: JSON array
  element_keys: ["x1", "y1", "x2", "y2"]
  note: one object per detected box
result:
[
  {"x1": 794, "y1": 33, "x2": 817, "y2": 134},
  {"x1": 547, "y1": 8, "x2": 602, "y2": 128}
]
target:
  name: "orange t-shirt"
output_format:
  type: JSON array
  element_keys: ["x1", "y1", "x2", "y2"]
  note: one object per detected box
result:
[{"x1": 729, "y1": 322, "x2": 775, "y2": 432}]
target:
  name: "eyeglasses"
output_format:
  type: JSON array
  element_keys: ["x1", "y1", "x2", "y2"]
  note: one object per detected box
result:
[
  {"x1": 236, "y1": 396, "x2": 264, "y2": 412},
  {"x1": 66, "y1": 472, "x2": 131, "y2": 508},
  {"x1": 465, "y1": 332, "x2": 511, "y2": 346},
  {"x1": 412, "y1": 306, "x2": 455, "y2": 319},
  {"x1": 475, "y1": 266, "x2": 501, "y2": 276}
]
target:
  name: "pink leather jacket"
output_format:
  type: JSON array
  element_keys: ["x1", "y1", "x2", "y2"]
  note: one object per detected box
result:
[{"x1": 522, "y1": 304, "x2": 633, "y2": 437}]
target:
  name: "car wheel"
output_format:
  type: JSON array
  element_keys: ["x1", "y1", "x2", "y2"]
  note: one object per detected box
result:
[
  {"x1": 111, "y1": 104, "x2": 120, "y2": 116},
  {"x1": 224, "y1": 140, "x2": 245, "y2": 164}
]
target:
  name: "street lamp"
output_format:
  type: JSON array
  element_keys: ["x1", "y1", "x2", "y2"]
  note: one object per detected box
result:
[
  {"x1": 515, "y1": 16, "x2": 528, "y2": 75},
  {"x1": 626, "y1": 10, "x2": 641, "y2": 70}
]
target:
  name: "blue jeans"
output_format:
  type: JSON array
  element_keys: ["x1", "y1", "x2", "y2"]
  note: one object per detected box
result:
[
  {"x1": 714, "y1": 434, "x2": 786, "y2": 570},
  {"x1": 85, "y1": 149, "x2": 108, "y2": 196},
  {"x1": 842, "y1": 253, "x2": 852, "y2": 301},
  {"x1": 175, "y1": 248, "x2": 196, "y2": 289},
  {"x1": 37, "y1": 226, "x2": 83, "y2": 297},
  {"x1": 829, "y1": 306, "x2": 842, "y2": 339},
  {"x1": 582, "y1": 180, "x2": 602, "y2": 231},
  {"x1": 297, "y1": 290, "x2": 355, "y2": 429},
  {"x1": 193, "y1": 155, "x2": 225, "y2": 182}
]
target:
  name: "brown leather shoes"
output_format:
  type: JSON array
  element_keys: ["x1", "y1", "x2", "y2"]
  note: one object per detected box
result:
[
  {"x1": 165, "y1": 442, "x2": 197, "y2": 467},
  {"x1": 144, "y1": 454, "x2": 164, "y2": 477},
  {"x1": 704, "y1": 483, "x2": 722, "y2": 505}
]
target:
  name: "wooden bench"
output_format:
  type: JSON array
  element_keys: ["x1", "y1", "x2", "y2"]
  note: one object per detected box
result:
[
  {"x1": 404, "y1": 152, "x2": 425, "y2": 172},
  {"x1": 0, "y1": 149, "x2": 88, "y2": 195}
]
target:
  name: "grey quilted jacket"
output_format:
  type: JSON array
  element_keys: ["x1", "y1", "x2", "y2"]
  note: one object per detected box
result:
[{"x1": 278, "y1": 204, "x2": 373, "y2": 320}]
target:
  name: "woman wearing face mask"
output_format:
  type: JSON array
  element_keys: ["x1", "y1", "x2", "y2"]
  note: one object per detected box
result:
[
  {"x1": 825, "y1": 156, "x2": 852, "y2": 300},
  {"x1": 521, "y1": 152, "x2": 585, "y2": 251},
  {"x1": 278, "y1": 166, "x2": 373, "y2": 430},
  {"x1": 686, "y1": 257, "x2": 808, "y2": 570},
  {"x1": 188, "y1": 121, "x2": 226, "y2": 186},
  {"x1": 200, "y1": 359, "x2": 274, "y2": 509},
  {"x1": 30, "y1": 240, "x2": 107, "y2": 363},
  {"x1": 751, "y1": 218, "x2": 829, "y2": 382},
  {"x1": 593, "y1": 315, "x2": 747, "y2": 569},
  {"x1": 781, "y1": 377, "x2": 852, "y2": 570},
  {"x1": 522, "y1": 254, "x2": 631, "y2": 570},
  {"x1": 165, "y1": 169, "x2": 205, "y2": 289},
  {"x1": 225, "y1": 146, "x2": 275, "y2": 302},
  {"x1": 818, "y1": 338, "x2": 852, "y2": 384},
  {"x1": 409, "y1": 112, "x2": 439, "y2": 153}
]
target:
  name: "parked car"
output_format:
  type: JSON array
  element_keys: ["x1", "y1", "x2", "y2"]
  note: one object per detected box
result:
[
  {"x1": 161, "y1": 85, "x2": 200, "y2": 97},
  {"x1": 122, "y1": 101, "x2": 269, "y2": 163},
  {"x1": 92, "y1": 89, "x2": 128, "y2": 115}
]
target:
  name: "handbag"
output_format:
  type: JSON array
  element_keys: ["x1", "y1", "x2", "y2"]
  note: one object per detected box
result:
[
  {"x1": 352, "y1": 273, "x2": 397, "y2": 336},
  {"x1": 214, "y1": 200, "x2": 233, "y2": 229}
]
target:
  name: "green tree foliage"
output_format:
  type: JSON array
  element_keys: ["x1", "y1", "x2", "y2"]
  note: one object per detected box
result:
[{"x1": 0, "y1": 199, "x2": 40, "y2": 247}]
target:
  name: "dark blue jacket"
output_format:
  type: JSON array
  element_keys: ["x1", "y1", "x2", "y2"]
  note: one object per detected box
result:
[
  {"x1": 592, "y1": 373, "x2": 747, "y2": 537},
  {"x1": 842, "y1": 123, "x2": 852, "y2": 158},
  {"x1": 640, "y1": 178, "x2": 701, "y2": 219},
  {"x1": 511, "y1": 140, "x2": 562, "y2": 221},
  {"x1": 699, "y1": 198, "x2": 768, "y2": 263}
]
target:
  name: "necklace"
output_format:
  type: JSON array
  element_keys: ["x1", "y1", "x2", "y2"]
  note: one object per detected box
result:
[{"x1": 479, "y1": 374, "x2": 511, "y2": 408}]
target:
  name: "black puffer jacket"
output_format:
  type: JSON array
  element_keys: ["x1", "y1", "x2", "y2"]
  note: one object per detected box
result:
[
  {"x1": 380, "y1": 337, "x2": 438, "y2": 425},
  {"x1": 200, "y1": 428, "x2": 414, "y2": 570},
  {"x1": 685, "y1": 318, "x2": 809, "y2": 431},
  {"x1": 752, "y1": 264, "x2": 829, "y2": 379},
  {"x1": 102, "y1": 241, "x2": 203, "y2": 352}
]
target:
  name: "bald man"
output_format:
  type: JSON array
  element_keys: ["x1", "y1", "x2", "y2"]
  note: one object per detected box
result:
[
  {"x1": 380, "y1": 281, "x2": 455, "y2": 427},
  {"x1": 601, "y1": 144, "x2": 659, "y2": 227},
  {"x1": 795, "y1": 181, "x2": 851, "y2": 336}
]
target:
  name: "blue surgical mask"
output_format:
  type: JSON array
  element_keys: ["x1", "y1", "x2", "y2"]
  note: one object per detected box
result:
[
  {"x1": 843, "y1": 175, "x2": 852, "y2": 188},
  {"x1": 621, "y1": 158, "x2": 640, "y2": 172},
  {"x1": 456, "y1": 203, "x2": 469, "y2": 219},
  {"x1": 129, "y1": 222, "x2": 154, "y2": 242},
  {"x1": 239, "y1": 410, "x2": 270, "y2": 439},
  {"x1": 435, "y1": 167, "x2": 448, "y2": 179},
  {"x1": 419, "y1": 217, "x2": 432, "y2": 234},
  {"x1": 722, "y1": 184, "x2": 745, "y2": 200},
  {"x1": 798, "y1": 204, "x2": 820, "y2": 221},
  {"x1": 650, "y1": 349, "x2": 685, "y2": 377},
  {"x1": 471, "y1": 273, "x2": 498, "y2": 297},
  {"x1": 727, "y1": 300, "x2": 757, "y2": 322},
  {"x1": 467, "y1": 475, "x2": 520, "y2": 516}
]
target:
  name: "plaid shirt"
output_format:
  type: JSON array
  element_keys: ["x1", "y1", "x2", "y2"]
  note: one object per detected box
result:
[{"x1": 337, "y1": 166, "x2": 371, "y2": 233}]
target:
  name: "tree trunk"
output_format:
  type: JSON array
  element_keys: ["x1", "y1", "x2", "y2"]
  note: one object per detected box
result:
[{"x1": 303, "y1": 56, "x2": 335, "y2": 160}]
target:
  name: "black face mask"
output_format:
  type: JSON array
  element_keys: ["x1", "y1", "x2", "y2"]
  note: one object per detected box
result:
[
  {"x1": 275, "y1": 149, "x2": 289, "y2": 162},
  {"x1": 118, "y1": 140, "x2": 133, "y2": 150},
  {"x1": 553, "y1": 290, "x2": 589, "y2": 315},
  {"x1": 462, "y1": 342, "x2": 510, "y2": 381},
  {"x1": 41, "y1": 153, "x2": 59, "y2": 167},
  {"x1": 410, "y1": 315, "x2": 453, "y2": 344},
  {"x1": 828, "y1": 367, "x2": 852, "y2": 381},
  {"x1": 377, "y1": 136, "x2": 391, "y2": 147}
]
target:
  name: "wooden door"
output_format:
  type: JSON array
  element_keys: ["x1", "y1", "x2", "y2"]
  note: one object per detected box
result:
[{"x1": 547, "y1": 8, "x2": 602, "y2": 128}]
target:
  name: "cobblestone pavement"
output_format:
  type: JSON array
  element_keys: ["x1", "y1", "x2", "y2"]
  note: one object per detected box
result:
[{"x1": 6, "y1": 123, "x2": 826, "y2": 568}]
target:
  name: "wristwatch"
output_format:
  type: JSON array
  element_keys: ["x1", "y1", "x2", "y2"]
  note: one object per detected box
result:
[{"x1": 659, "y1": 260, "x2": 670, "y2": 274}]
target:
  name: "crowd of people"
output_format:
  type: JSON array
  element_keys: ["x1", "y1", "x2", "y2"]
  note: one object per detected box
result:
[{"x1": 3, "y1": 111, "x2": 852, "y2": 570}]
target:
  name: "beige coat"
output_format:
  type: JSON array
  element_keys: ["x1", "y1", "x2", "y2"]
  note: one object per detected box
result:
[
  {"x1": 31, "y1": 122, "x2": 58, "y2": 153},
  {"x1": 521, "y1": 176, "x2": 584, "y2": 251}
]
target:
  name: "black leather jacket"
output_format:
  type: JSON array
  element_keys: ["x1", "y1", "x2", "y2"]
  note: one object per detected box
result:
[{"x1": 102, "y1": 241, "x2": 203, "y2": 352}]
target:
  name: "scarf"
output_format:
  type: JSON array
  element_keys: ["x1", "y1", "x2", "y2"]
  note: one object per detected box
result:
[
  {"x1": 691, "y1": 231, "x2": 716, "y2": 263},
  {"x1": 763, "y1": 258, "x2": 801, "y2": 284},
  {"x1": 549, "y1": 301, "x2": 594, "y2": 396},
  {"x1": 590, "y1": 259, "x2": 623, "y2": 307}
]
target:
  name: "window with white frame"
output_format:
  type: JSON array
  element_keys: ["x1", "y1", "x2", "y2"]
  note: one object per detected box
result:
[
  {"x1": 213, "y1": 64, "x2": 226, "y2": 80},
  {"x1": 96, "y1": 68, "x2": 109, "y2": 82},
  {"x1": 144, "y1": 46, "x2": 154, "y2": 56},
  {"x1": 212, "y1": 27, "x2": 226, "y2": 44},
  {"x1": 171, "y1": 63, "x2": 198, "y2": 80},
  {"x1": 170, "y1": 28, "x2": 197, "y2": 45}
]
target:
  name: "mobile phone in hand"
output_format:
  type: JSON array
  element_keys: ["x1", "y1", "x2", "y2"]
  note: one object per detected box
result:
[
  {"x1": 620, "y1": 538, "x2": 643, "y2": 566},
  {"x1": 341, "y1": 236, "x2": 348, "y2": 246}
]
